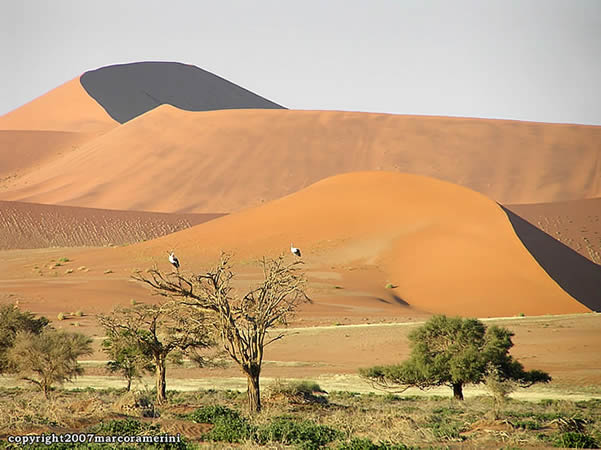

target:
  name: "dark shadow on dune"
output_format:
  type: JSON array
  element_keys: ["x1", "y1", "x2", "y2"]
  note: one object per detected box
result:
[
  {"x1": 80, "y1": 61, "x2": 285, "y2": 123},
  {"x1": 389, "y1": 293, "x2": 410, "y2": 307},
  {"x1": 502, "y1": 206, "x2": 601, "y2": 312}
]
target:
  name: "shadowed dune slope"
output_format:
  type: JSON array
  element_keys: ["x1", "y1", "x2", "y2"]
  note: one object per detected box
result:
[
  {"x1": 80, "y1": 61, "x2": 285, "y2": 123},
  {"x1": 0, "y1": 130, "x2": 96, "y2": 179},
  {"x1": 0, "y1": 200, "x2": 224, "y2": 250},
  {"x1": 1, "y1": 107, "x2": 599, "y2": 211},
  {"x1": 0, "y1": 78, "x2": 117, "y2": 133},
  {"x1": 501, "y1": 205, "x2": 601, "y2": 312},
  {"x1": 505, "y1": 198, "x2": 601, "y2": 264},
  {"x1": 105, "y1": 172, "x2": 589, "y2": 317}
]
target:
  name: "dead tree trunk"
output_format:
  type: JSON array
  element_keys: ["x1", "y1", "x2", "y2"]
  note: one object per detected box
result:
[{"x1": 245, "y1": 366, "x2": 261, "y2": 414}]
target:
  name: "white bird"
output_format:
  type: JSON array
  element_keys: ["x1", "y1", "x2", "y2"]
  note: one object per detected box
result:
[
  {"x1": 168, "y1": 251, "x2": 180, "y2": 270},
  {"x1": 290, "y1": 243, "x2": 301, "y2": 258}
]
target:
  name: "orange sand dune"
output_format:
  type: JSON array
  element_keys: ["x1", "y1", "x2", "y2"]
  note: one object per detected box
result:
[
  {"x1": 0, "y1": 200, "x2": 224, "y2": 250},
  {"x1": 1, "y1": 107, "x2": 599, "y2": 211},
  {"x1": 0, "y1": 77, "x2": 117, "y2": 133},
  {"x1": 79, "y1": 171, "x2": 589, "y2": 317},
  {"x1": 0, "y1": 130, "x2": 96, "y2": 179}
]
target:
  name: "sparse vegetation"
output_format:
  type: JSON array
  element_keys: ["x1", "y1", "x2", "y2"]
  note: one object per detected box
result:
[
  {"x1": 0, "y1": 387, "x2": 598, "y2": 448},
  {"x1": 57, "y1": 312, "x2": 66, "y2": 321}
]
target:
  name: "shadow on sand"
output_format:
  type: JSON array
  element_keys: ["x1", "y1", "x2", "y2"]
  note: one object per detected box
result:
[{"x1": 502, "y1": 206, "x2": 601, "y2": 312}]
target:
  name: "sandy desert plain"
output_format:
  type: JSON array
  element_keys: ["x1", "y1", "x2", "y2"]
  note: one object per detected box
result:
[{"x1": 0, "y1": 61, "x2": 600, "y2": 448}]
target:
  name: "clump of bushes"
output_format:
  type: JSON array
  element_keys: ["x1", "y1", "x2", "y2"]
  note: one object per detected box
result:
[
  {"x1": 552, "y1": 431, "x2": 598, "y2": 448},
  {"x1": 339, "y1": 438, "x2": 412, "y2": 449},
  {"x1": 267, "y1": 379, "x2": 328, "y2": 405},
  {"x1": 255, "y1": 416, "x2": 342, "y2": 449},
  {"x1": 189, "y1": 405, "x2": 253, "y2": 443},
  {"x1": 187, "y1": 405, "x2": 342, "y2": 448}
]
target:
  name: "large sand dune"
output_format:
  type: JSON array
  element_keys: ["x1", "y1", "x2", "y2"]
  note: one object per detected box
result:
[
  {"x1": 0, "y1": 200, "x2": 224, "y2": 250},
  {"x1": 80, "y1": 61, "x2": 285, "y2": 123},
  {"x1": 1, "y1": 107, "x2": 599, "y2": 211},
  {"x1": 92, "y1": 171, "x2": 589, "y2": 317},
  {"x1": 0, "y1": 78, "x2": 117, "y2": 133}
]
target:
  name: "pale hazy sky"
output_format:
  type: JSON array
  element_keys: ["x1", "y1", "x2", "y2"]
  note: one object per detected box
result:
[{"x1": 1, "y1": 0, "x2": 600, "y2": 124}]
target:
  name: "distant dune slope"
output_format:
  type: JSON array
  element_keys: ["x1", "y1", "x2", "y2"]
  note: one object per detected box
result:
[
  {"x1": 100, "y1": 171, "x2": 589, "y2": 317},
  {"x1": 1, "y1": 107, "x2": 599, "y2": 211},
  {"x1": 0, "y1": 78, "x2": 117, "y2": 133},
  {"x1": 0, "y1": 130, "x2": 96, "y2": 179},
  {"x1": 80, "y1": 61, "x2": 285, "y2": 123},
  {"x1": 0, "y1": 200, "x2": 224, "y2": 249}
]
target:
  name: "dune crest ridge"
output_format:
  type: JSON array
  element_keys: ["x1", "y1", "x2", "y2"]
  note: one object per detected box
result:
[{"x1": 1, "y1": 107, "x2": 599, "y2": 211}]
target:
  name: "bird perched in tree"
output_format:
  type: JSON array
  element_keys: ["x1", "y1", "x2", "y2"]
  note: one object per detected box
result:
[
  {"x1": 168, "y1": 251, "x2": 180, "y2": 270},
  {"x1": 290, "y1": 243, "x2": 301, "y2": 257}
]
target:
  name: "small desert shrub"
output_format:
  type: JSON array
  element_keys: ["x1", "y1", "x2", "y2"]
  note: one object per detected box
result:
[
  {"x1": 425, "y1": 413, "x2": 464, "y2": 441},
  {"x1": 385, "y1": 283, "x2": 396, "y2": 289},
  {"x1": 267, "y1": 379, "x2": 328, "y2": 404},
  {"x1": 104, "y1": 269, "x2": 113, "y2": 274},
  {"x1": 57, "y1": 312, "x2": 66, "y2": 321},
  {"x1": 112, "y1": 391, "x2": 156, "y2": 418},
  {"x1": 552, "y1": 431, "x2": 598, "y2": 448},
  {"x1": 58, "y1": 257, "x2": 70, "y2": 263},
  {"x1": 65, "y1": 269, "x2": 73, "y2": 274},
  {"x1": 338, "y1": 438, "x2": 411, "y2": 449},
  {"x1": 485, "y1": 362, "x2": 517, "y2": 405},
  {"x1": 75, "y1": 310, "x2": 84, "y2": 317},
  {"x1": 512, "y1": 419, "x2": 543, "y2": 430},
  {"x1": 189, "y1": 405, "x2": 253, "y2": 442}
]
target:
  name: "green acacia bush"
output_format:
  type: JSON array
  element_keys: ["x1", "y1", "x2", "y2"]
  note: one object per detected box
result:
[{"x1": 361, "y1": 315, "x2": 551, "y2": 400}]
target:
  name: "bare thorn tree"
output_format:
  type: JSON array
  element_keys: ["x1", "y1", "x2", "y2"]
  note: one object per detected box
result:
[
  {"x1": 133, "y1": 252, "x2": 310, "y2": 413},
  {"x1": 98, "y1": 301, "x2": 214, "y2": 404}
]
